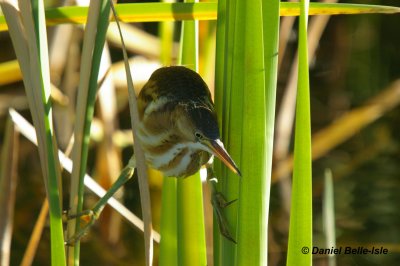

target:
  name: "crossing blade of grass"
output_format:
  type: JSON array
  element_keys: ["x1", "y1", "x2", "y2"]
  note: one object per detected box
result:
[
  {"x1": 286, "y1": 0, "x2": 312, "y2": 265},
  {"x1": 282, "y1": 2, "x2": 400, "y2": 16},
  {"x1": 0, "y1": 60, "x2": 22, "y2": 85},
  {"x1": 1, "y1": 2, "x2": 399, "y2": 32}
]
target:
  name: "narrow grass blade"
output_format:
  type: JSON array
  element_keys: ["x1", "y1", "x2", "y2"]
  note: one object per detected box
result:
[
  {"x1": 109, "y1": 2, "x2": 154, "y2": 265},
  {"x1": 323, "y1": 169, "x2": 337, "y2": 266},
  {"x1": 159, "y1": 0, "x2": 176, "y2": 66},
  {"x1": 158, "y1": 1, "x2": 178, "y2": 263},
  {"x1": 213, "y1": 0, "x2": 228, "y2": 260},
  {"x1": 177, "y1": 172, "x2": 206, "y2": 265},
  {"x1": 175, "y1": 0, "x2": 207, "y2": 264},
  {"x1": 286, "y1": 0, "x2": 312, "y2": 265},
  {"x1": 275, "y1": 0, "x2": 336, "y2": 215},
  {"x1": 216, "y1": 0, "x2": 242, "y2": 264},
  {"x1": 159, "y1": 178, "x2": 178, "y2": 266}
]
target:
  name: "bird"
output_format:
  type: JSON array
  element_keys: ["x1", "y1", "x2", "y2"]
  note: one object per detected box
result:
[
  {"x1": 136, "y1": 65, "x2": 241, "y2": 178},
  {"x1": 66, "y1": 66, "x2": 240, "y2": 245}
]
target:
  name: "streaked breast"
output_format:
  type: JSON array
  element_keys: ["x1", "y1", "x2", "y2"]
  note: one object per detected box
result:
[{"x1": 137, "y1": 125, "x2": 210, "y2": 177}]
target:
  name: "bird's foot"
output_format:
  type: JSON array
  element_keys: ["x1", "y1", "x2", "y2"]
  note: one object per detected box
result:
[
  {"x1": 64, "y1": 156, "x2": 136, "y2": 246},
  {"x1": 64, "y1": 209, "x2": 100, "y2": 246},
  {"x1": 211, "y1": 192, "x2": 237, "y2": 244}
]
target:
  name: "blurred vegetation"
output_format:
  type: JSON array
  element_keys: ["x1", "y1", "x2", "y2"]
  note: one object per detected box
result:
[{"x1": 1, "y1": 0, "x2": 400, "y2": 265}]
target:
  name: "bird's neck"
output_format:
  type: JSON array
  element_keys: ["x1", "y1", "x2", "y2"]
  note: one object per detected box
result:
[{"x1": 137, "y1": 125, "x2": 210, "y2": 177}]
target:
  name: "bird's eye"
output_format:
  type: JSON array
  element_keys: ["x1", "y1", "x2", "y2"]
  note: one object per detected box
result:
[{"x1": 195, "y1": 132, "x2": 203, "y2": 140}]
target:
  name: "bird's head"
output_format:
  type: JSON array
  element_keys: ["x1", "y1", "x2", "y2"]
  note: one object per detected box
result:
[{"x1": 176, "y1": 104, "x2": 241, "y2": 176}]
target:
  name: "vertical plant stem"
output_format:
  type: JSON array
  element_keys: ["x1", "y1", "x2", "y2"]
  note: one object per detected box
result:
[
  {"x1": 176, "y1": 0, "x2": 207, "y2": 265},
  {"x1": 109, "y1": 2, "x2": 154, "y2": 264},
  {"x1": 159, "y1": 0, "x2": 176, "y2": 66},
  {"x1": 67, "y1": 0, "x2": 110, "y2": 264},
  {"x1": 217, "y1": 0, "x2": 242, "y2": 264},
  {"x1": 323, "y1": 169, "x2": 336, "y2": 266},
  {"x1": 159, "y1": 3, "x2": 178, "y2": 263},
  {"x1": 159, "y1": 178, "x2": 178, "y2": 265},
  {"x1": 287, "y1": 0, "x2": 312, "y2": 265},
  {"x1": 235, "y1": 0, "x2": 267, "y2": 264},
  {"x1": 214, "y1": 0, "x2": 279, "y2": 265}
]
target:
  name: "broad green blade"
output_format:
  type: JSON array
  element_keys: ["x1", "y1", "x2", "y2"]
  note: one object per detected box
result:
[{"x1": 214, "y1": 0, "x2": 279, "y2": 265}]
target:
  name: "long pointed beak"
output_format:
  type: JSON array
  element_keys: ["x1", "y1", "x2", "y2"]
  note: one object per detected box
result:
[{"x1": 205, "y1": 139, "x2": 241, "y2": 176}]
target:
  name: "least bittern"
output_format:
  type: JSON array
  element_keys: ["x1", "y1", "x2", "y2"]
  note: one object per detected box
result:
[
  {"x1": 67, "y1": 66, "x2": 240, "y2": 244},
  {"x1": 137, "y1": 66, "x2": 240, "y2": 177}
]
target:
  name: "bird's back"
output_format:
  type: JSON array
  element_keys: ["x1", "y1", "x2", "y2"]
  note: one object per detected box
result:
[{"x1": 138, "y1": 66, "x2": 212, "y2": 116}]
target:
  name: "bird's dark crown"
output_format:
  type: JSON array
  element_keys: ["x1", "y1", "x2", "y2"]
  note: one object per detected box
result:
[
  {"x1": 187, "y1": 106, "x2": 220, "y2": 141},
  {"x1": 148, "y1": 66, "x2": 212, "y2": 101}
]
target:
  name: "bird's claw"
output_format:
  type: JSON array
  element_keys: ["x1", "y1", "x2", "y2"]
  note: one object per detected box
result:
[
  {"x1": 214, "y1": 193, "x2": 237, "y2": 208},
  {"x1": 211, "y1": 192, "x2": 237, "y2": 244},
  {"x1": 64, "y1": 209, "x2": 98, "y2": 246},
  {"x1": 67, "y1": 209, "x2": 92, "y2": 220}
]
